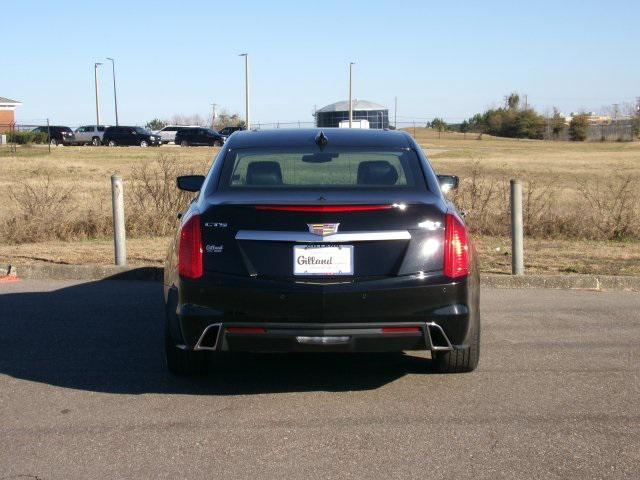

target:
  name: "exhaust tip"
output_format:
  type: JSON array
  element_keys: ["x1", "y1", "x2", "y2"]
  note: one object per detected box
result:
[
  {"x1": 426, "y1": 322, "x2": 454, "y2": 351},
  {"x1": 195, "y1": 324, "x2": 221, "y2": 350}
]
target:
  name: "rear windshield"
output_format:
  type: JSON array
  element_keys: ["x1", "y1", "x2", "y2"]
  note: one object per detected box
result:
[{"x1": 217, "y1": 147, "x2": 426, "y2": 191}]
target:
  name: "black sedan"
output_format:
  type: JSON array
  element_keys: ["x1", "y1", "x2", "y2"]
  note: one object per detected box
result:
[
  {"x1": 175, "y1": 127, "x2": 224, "y2": 147},
  {"x1": 164, "y1": 128, "x2": 480, "y2": 375}
]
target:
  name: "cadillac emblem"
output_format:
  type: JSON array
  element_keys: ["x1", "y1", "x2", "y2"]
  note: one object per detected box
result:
[{"x1": 308, "y1": 223, "x2": 340, "y2": 236}]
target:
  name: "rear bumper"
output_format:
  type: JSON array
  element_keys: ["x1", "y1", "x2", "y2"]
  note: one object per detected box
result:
[
  {"x1": 168, "y1": 271, "x2": 479, "y2": 352},
  {"x1": 188, "y1": 322, "x2": 453, "y2": 353}
]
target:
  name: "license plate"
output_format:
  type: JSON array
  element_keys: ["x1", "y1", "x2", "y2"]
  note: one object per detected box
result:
[{"x1": 293, "y1": 245, "x2": 353, "y2": 276}]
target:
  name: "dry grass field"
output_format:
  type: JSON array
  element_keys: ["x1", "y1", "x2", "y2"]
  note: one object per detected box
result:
[{"x1": 1, "y1": 130, "x2": 639, "y2": 275}]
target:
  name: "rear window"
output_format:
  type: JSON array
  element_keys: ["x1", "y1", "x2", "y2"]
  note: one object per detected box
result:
[{"x1": 217, "y1": 148, "x2": 426, "y2": 191}]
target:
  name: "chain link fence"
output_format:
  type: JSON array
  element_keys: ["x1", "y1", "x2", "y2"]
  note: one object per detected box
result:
[
  {"x1": 542, "y1": 119, "x2": 635, "y2": 142},
  {"x1": 1, "y1": 117, "x2": 637, "y2": 155}
]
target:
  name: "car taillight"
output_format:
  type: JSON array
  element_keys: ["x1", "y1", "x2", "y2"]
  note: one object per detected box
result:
[
  {"x1": 443, "y1": 212, "x2": 470, "y2": 279},
  {"x1": 178, "y1": 214, "x2": 203, "y2": 279}
]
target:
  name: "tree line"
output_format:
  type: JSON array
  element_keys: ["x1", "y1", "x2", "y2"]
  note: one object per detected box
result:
[
  {"x1": 429, "y1": 93, "x2": 640, "y2": 141},
  {"x1": 145, "y1": 109, "x2": 245, "y2": 132}
]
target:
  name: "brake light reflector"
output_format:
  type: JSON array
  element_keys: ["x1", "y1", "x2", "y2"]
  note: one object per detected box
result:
[
  {"x1": 226, "y1": 327, "x2": 267, "y2": 334},
  {"x1": 178, "y1": 214, "x2": 203, "y2": 279},
  {"x1": 382, "y1": 327, "x2": 421, "y2": 333},
  {"x1": 443, "y1": 213, "x2": 470, "y2": 279}
]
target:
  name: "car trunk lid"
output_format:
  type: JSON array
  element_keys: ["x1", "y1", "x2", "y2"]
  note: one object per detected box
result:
[{"x1": 200, "y1": 192, "x2": 446, "y2": 280}]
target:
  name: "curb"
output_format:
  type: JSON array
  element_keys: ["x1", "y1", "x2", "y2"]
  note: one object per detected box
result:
[
  {"x1": 2, "y1": 264, "x2": 640, "y2": 292},
  {"x1": 480, "y1": 273, "x2": 640, "y2": 292},
  {"x1": 2, "y1": 264, "x2": 163, "y2": 282}
]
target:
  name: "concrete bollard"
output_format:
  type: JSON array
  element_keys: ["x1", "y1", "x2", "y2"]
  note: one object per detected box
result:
[
  {"x1": 510, "y1": 179, "x2": 524, "y2": 275},
  {"x1": 111, "y1": 175, "x2": 127, "y2": 266}
]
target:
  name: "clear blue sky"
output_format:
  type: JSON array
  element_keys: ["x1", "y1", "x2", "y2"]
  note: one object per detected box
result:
[{"x1": 3, "y1": 0, "x2": 638, "y2": 126}]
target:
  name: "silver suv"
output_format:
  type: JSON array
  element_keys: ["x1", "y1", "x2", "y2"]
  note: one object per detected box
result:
[{"x1": 73, "y1": 125, "x2": 107, "y2": 146}]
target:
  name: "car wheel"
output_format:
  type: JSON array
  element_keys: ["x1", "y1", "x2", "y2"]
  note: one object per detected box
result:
[
  {"x1": 214, "y1": 139, "x2": 223, "y2": 147},
  {"x1": 140, "y1": 140, "x2": 149, "y2": 148},
  {"x1": 91, "y1": 137, "x2": 101, "y2": 146},
  {"x1": 180, "y1": 141, "x2": 189, "y2": 147},
  {"x1": 107, "y1": 140, "x2": 117, "y2": 147},
  {"x1": 432, "y1": 317, "x2": 480, "y2": 373},
  {"x1": 50, "y1": 138, "x2": 58, "y2": 146}
]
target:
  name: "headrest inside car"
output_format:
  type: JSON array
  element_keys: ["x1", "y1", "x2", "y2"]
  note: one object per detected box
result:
[
  {"x1": 246, "y1": 161, "x2": 283, "y2": 186},
  {"x1": 357, "y1": 161, "x2": 399, "y2": 186}
]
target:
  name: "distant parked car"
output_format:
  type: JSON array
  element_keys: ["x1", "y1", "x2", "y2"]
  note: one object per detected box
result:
[
  {"x1": 31, "y1": 126, "x2": 75, "y2": 146},
  {"x1": 175, "y1": 127, "x2": 224, "y2": 147},
  {"x1": 218, "y1": 125, "x2": 245, "y2": 141},
  {"x1": 72, "y1": 125, "x2": 107, "y2": 146},
  {"x1": 103, "y1": 126, "x2": 162, "y2": 147},
  {"x1": 153, "y1": 125, "x2": 200, "y2": 144}
]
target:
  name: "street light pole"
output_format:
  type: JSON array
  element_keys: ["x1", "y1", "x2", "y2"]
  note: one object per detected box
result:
[
  {"x1": 348, "y1": 62, "x2": 355, "y2": 128},
  {"x1": 239, "y1": 53, "x2": 250, "y2": 130},
  {"x1": 106, "y1": 58, "x2": 119, "y2": 126},
  {"x1": 94, "y1": 62, "x2": 102, "y2": 126}
]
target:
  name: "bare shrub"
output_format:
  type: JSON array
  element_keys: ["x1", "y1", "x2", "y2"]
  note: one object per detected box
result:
[
  {"x1": 523, "y1": 179, "x2": 560, "y2": 237},
  {"x1": 4, "y1": 177, "x2": 74, "y2": 243},
  {"x1": 450, "y1": 161, "x2": 509, "y2": 236},
  {"x1": 576, "y1": 175, "x2": 640, "y2": 240},
  {"x1": 127, "y1": 153, "x2": 209, "y2": 236},
  {"x1": 2, "y1": 176, "x2": 112, "y2": 243},
  {"x1": 447, "y1": 163, "x2": 640, "y2": 241}
]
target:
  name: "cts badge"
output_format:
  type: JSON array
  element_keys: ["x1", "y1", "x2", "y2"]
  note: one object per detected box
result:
[{"x1": 307, "y1": 223, "x2": 339, "y2": 236}]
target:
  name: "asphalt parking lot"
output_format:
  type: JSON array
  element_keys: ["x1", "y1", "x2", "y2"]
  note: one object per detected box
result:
[{"x1": 0, "y1": 279, "x2": 639, "y2": 479}]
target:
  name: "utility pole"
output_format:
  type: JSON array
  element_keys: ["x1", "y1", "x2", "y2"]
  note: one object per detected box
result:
[
  {"x1": 106, "y1": 58, "x2": 119, "y2": 125},
  {"x1": 394, "y1": 96, "x2": 398, "y2": 129},
  {"x1": 349, "y1": 62, "x2": 355, "y2": 128},
  {"x1": 210, "y1": 103, "x2": 217, "y2": 129},
  {"x1": 239, "y1": 53, "x2": 250, "y2": 130},
  {"x1": 94, "y1": 62, "x2": 102, "y2": 126}
]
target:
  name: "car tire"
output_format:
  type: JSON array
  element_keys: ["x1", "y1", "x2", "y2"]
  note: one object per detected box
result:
[
  {"x1": 214, "y1": 139, "x2": 223, "y2": 147},
  {"x1": 140, "y1": 140, "x2": 149, "y2": 148},
  {"x1": 50, "y1": 138, "x2": 58, "y2": 146},
  {"x1": 432, "y1": 318, "x2": 480, "y2": 373},
  {"x1": 164, "y1": 323, "x2": 210, "y2": 376},
  {"x1": 107, "y1": 140, "x2": 117, "y2": 147},
  {"x1": 181, "y1": 141, "x2": 189, "y2": 147},
  {"x1": 91, "y1": 137, "x2": 101, "y2": 146}
]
